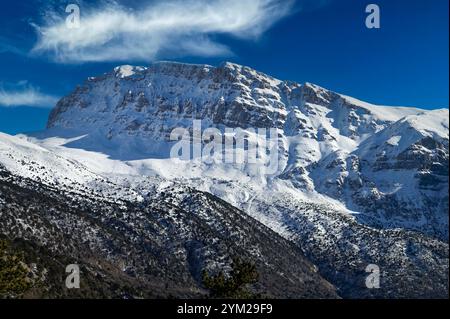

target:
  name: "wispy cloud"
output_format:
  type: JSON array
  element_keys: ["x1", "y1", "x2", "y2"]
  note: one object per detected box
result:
[
  {"x1": 31, "y1": 0, "x2": 295, "y2": 63},
  {"x1": 0, "y1": 85, "x2": 58, "y2": 108},
  {"x1": 0, "y1": 37, "x2": 26, "y2": 56}
]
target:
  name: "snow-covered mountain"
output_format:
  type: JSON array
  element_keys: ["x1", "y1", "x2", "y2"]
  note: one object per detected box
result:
[
  {"x1": 1, "y1": 61, "x2": 448, "y2": 298},
  {"x1": 43, "y1": 61, "x2": 449, "y2": 240}
]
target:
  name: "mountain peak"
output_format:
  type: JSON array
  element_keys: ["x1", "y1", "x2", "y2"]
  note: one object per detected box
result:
[
  {"x1": 218, "y1": 61, "x2": 249, "y2": 72},
  {"x1": 114, "y1": 65, "x2": 147, "y2": 78},
  {"x1": 47, "y1": 61, "x2": 440, "y2": 142},
  {"x1": 48, "y1": 61, "x2": 288, "y2": 131}
]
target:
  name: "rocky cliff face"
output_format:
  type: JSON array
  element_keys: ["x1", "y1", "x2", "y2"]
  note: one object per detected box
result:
[{"x1": 48, "y1": 62, "x2": 290, "y2": 135}]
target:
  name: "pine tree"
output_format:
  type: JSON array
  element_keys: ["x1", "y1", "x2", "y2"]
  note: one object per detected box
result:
[{"x1": 202, "y1": 257, "x2": 259, "y2": 299}]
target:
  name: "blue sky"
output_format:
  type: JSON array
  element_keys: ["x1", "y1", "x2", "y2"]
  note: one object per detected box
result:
[{"x1": 0, "y1": 0, "x2": 448, "y2": 134}]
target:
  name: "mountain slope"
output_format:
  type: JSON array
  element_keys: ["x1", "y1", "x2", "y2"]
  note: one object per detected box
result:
[
  {"x1": 0, "y1": 161, "x2": 338, "y2": 298},
  {"x1": 2, "y1": 131, "x2": 448, "y2": 298}
]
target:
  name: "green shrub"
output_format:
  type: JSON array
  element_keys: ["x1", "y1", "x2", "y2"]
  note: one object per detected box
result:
[{"x1": 0, "y1": 240, "x2": 31, "y2": 298}]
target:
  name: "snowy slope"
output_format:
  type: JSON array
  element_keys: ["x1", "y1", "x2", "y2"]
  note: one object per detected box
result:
[{"x1": 0, "y1": 132, "x2": 143, "y2": 203}]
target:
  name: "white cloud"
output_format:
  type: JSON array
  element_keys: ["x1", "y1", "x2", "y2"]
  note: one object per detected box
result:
[
  {"x1": 31, "y1": 0, "x2": 294, "y2": 63},
  {"x1": 0, "y1": 87, "x2": 58, "y2": 108}
]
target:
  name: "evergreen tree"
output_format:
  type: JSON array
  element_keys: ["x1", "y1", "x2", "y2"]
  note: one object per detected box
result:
[{"x1": 202, "y1": 257, "x2": 259, "y2": 299}]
